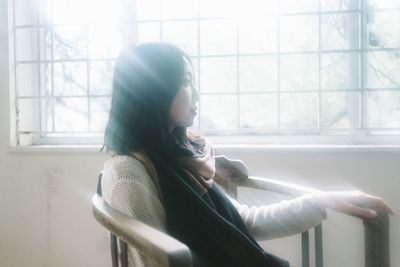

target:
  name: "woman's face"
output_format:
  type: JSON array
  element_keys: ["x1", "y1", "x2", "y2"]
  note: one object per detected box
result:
[{"x1": 169, "y1": 57, "x2": 200, "y2": 131}]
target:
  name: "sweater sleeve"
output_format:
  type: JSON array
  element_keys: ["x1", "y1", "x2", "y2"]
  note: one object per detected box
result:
[{"x1": 226, "y1": 193, "x2": 327, "y2": 241}]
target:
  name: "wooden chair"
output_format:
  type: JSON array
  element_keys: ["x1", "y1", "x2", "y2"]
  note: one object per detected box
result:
[{"x1": 92, "y1": 155, "x2": 390, "y2": 267}]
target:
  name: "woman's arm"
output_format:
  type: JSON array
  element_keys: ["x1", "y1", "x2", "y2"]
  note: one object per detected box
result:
[{"x1": 226, "y1": 193, "x2": 327, "y2": 241}]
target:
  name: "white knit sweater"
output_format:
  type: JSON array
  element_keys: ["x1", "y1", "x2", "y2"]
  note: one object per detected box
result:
[{"x1": 101, "y1": 155, "x2": 327, "y2": 267}]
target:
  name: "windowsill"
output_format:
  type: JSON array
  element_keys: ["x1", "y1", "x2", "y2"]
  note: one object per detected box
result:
[{"x1": 5, "y1": 144, "x2": 400, "y2": 153}]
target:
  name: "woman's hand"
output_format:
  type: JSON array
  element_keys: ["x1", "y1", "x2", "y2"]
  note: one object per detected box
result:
[{"x1": 314, "y1": 190, "x2": 395, "y2": 219}]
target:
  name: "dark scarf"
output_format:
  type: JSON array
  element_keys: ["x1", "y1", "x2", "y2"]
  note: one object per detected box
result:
[{"x1": 133, "y1": 135, "x2": 290, "y2": 267}]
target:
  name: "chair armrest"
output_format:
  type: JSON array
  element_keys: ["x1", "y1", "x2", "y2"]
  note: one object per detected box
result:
[
  {"x1": 241, "y1": 176, "x2": 322, "y2": 197},
  {"x1": 92, "y1": 194, "x2": 192, "y2": 267}
]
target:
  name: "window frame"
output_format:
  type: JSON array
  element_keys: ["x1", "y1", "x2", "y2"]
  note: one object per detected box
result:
[{"x1": 8, "y1": 0, "x2": 400, "y2": 147}]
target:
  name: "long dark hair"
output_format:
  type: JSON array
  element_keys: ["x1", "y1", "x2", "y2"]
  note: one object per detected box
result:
[{"x1": 103, "y1": 42, "x2": 202, "y2": 158}]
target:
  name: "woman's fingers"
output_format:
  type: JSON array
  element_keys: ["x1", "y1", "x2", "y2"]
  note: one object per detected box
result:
[
  {"x1": 345, "y1": 202, "x2": 378, "y2": 219},
  {"x1": 363, "y1": 194, "x2": 395, "y2": 215}
]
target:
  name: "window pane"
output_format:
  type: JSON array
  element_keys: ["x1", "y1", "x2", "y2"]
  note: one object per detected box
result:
[
  {"x1": 200, "y1": 57, "x2": 236, "y2": 93},
  {"x1": 163, "y1": 0, "x2": 198, "y2": 19},
  {"x1": 240, "y1": 94, "x2": 277, "y2": 129},
  {"x1": 280, "y1": 54, "x2": 319, "y2": 91},
  {"x1": 53, "y1": 26, "x2": 88, "y2": 60},
  {"x1": 16, "y1": 63, "x2": 42, "y2": 96},
  {"x1": 368, "y1": 0, "x2": 400, "y2": 9},
  {"x1": 367, "y1": 91, "x2": 400, "y2": 128},
  {"x1": 200, "y1": 20, "x2": 236, "y2": 55},
  {"x1": 89, "y1": 24, "x2": 123, "y2": 59},
  {"x1": 280, "y1": 15, "x2": 318, "y2": 52},
  {"x1": 366, "y1": 51, "x2": 400, "y2": 89},
  {"x1": 54, "y1": 97, "x2": 89, "y2": 131},
  {"x1": 52, "y1": 0, "x2": 89, "y2": 24},
  {"x1": 279, "y1": 0, "x2": 319, "y2": 13},
  {"x1": 280, "y1": 93, "x2": 319, "y2": 129},
  {"x1": 163, "y1": 21, "x2": 198, "y2": 56},
  {"x1": 321, "y1": 0, "x2": 360, "y2": 11},
  {"x1": 321, "y1": 52, "x2": 360, "y2": 90},
  {"x1": 90, "y1": 97, "x2": 111, "y2": 131},
  {"x1": 322, "y1": 92, "x2": 360, "y2": 129},
  {"x1": 15, "y1": 0, "x2": 39, "y2": 25},
  {"x1": 190, "y1": 57, "x2": 199, "y2": 90},
  {"x1": 239, "y1": 56, "x2": 277, "y2": 92},
  {"x1": 368, "y1": 11, "x2": 400, "y2": 49},
  {"x1": 200, "y1": 94, "x2": 237, "y2": 130},
  {"x1": 200, "y1": 0, "x2": 236, "y2": 18},
  {"x1": 321, "y1": 13, "x2": 360, "y2": 51},
  {"x1": 238, "y1": 17, "x2": 277, "y2": 54},
  {"x1": 18, "y1": 99, "x2": 40, "y2": 132},
  {"x1": 54, "y1": 62, "x2": 87, "y2": 96},
  {"x1": 90, "y1": 60, "x2": 114, "y2": 95},
  {"x1": 136, "y1": 0, "x2": 161, "y2": 20},
  {"x1": 137, "y1": 22, "x2": 161, "y2": 43},
  {"x1": 16, "y1": 28, "x2": 39, "y2": 61}
]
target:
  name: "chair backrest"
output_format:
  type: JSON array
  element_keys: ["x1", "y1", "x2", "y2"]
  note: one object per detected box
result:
[{"x1": 92, "y1": 173, "x2": 192, "y2": 267}]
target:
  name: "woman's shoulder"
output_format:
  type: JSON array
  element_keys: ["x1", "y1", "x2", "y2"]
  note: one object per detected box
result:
[{"x1": 103, "y1": 154, "x2": 154, "y2": 185}]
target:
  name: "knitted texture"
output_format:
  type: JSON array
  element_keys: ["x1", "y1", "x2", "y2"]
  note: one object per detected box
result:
[{"x1": 101, "y1": 155, "x2": 327, "y2": 267}]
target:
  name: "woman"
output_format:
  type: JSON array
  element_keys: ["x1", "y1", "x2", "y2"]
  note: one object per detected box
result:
[{"x1": 101, "y1": 42, "x2": 393, "y2": 267}]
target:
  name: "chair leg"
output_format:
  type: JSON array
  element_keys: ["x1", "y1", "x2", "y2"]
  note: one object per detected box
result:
[
  {"x1": 301, "y1": 231, "x2": 310, "y2": 267},
  {"x1": 120, "y1": 240, "x2": 128, "y2": 267},
  {"x1": 110, "y1": 233, "x2": 119, "y2": 267}
]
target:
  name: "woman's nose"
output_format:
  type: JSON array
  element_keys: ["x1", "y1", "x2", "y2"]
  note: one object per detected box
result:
[{"x1": 192, "y1": 87, "x2": 200, "y2": 103}]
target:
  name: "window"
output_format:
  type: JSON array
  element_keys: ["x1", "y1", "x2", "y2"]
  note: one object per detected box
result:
[{"x1": 9, "y1": 0, "x2": 400, "y2": 146}]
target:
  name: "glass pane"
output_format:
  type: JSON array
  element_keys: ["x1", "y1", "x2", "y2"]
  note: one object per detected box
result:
[
  {"x1": 200, "y1": 57, "x2": 236, "y2": 93},
  {"x1": 321, "y1": 0, "x2": 360, "y2": 11},
  {"x1": 280, "y1": 15, "x2": 318, "y2": 52},
  {"x1": 368, "y1": 11, "x2": 400, "y2": 49},
  {"x1": 89, "y1": 24, "x2": 123, "y2": 59},
  {"x1": 137, "y1": 22, "x2": 161, "y2": 43},
  {"x1": 163, "y1": 0, "x2": 198, "y2": 19},
  {"x1": 15, "y1": 0, "x2": 39, "y2": 25},
  {"x1": 368, "y1": 0, "x2": 400, "y2": 9},
  {"x1": 90, "y1": 97, "x2": 111, "y2": 131},
  {"x1": 136, "y1": 0, "x2": 161, "y2": 20},
  {"x1": 16, "y1": 63, "x2": 41, "y2": 96},
  {"x1": 238, "y1": 17, "x2": 277, "y2": 54},
  {"x1": 240, "y1": 94, "x2": 277, "y2": 129},
  {"x1": 54, "y1": 62, "x2": 87, "y2": 96},
  {"x1": 367, "y1": 91, "x2": 400, "y2": 128},
  {"x1": 200, "y1": 0, "x2": 237, "y2": 18},
  {"x1": 87, "y1": 0, "x2": 121, "y2": 23},
  {"x1": 38, "y1": 97, "x2": 53, "y2": 132},
  {"x1": 18, "y1": 99, "x2": 40, "y2": 132},
  {"x1": 279, "y1": 0, "x2": 319, "y2": 12},
  {"x1": 200, "y1": 20, "x2": 237, "y2": 55},
  {"x1": 200, "y1": 94, "x2": 237, "y2": 130},
  {"x1": 321, "y1": 13, "x2": 360, "y2": 50},
  {"x1": 280, "y1": 93, "x2": 319, "y2": 129},
  {"x1": 16, "y1": 28, "x2": 38, "y2": 61},
  {"x1": 90, "y1": 60, "x2": 115, "y2": 95},
  {"x1": 280, "y1": 54, "x2": 319, "y2": 91},
  {"x1": 366, "y1": 51, "x2": 400, "y2": 89},
  {"x1": 53, "y1": 26, "x2": 88, "y2": 60},
  {"x1": 162, "y1": 21, "x2": 198, "y2": 56},
  {"x1": 190, "y1": 57, "x2": 199, "y2": 90},
  {"x1": 52, "y1": 0, "x2": 89, "y2": 24},
  {"x1": 322, "y1": 92, "x2": 360, "y2": 129},
  {"x1": 54, "y1": 97, "x2": 89, "y2": 131},
  {"x1": 239, "y1": 56, "x2": 277, "y2": 92},
  {"x1": 321, "y1": 52, "x2": 360, "y2": 90},
  {"x1": 237, "y1": 0, "x2": 278, "y2": 17}
]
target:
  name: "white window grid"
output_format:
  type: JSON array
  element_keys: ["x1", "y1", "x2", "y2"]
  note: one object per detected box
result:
[{"x1": 9, "y1": 0, "x2": 400, "y2": 146}]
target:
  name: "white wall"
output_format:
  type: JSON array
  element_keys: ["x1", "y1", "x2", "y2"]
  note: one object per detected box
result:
[{"x1": 1, "y1": 1, "x2": 399, "y2": 266}]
